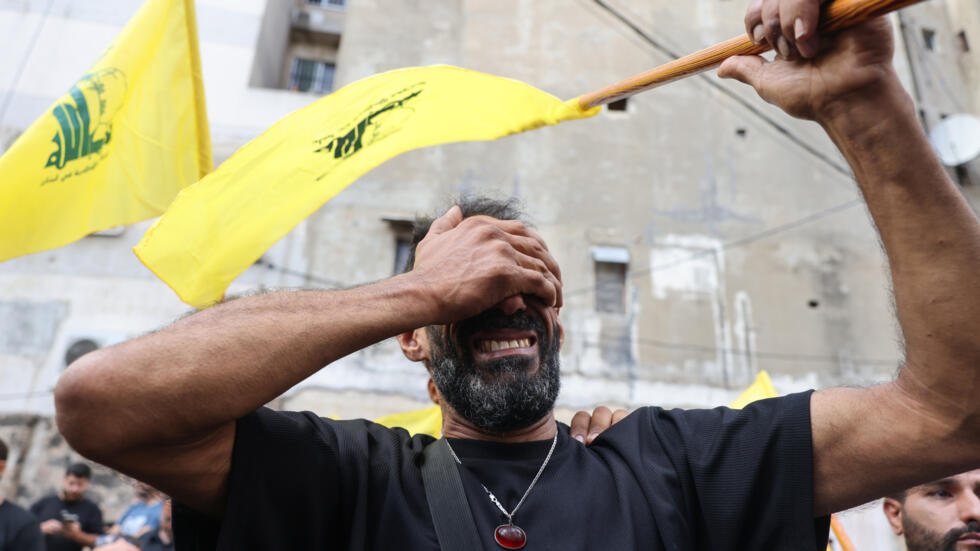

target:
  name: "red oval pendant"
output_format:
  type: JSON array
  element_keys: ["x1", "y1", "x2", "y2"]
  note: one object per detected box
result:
[{"x1": 494, "y1": 524, "x2": 527, "y2": 550}]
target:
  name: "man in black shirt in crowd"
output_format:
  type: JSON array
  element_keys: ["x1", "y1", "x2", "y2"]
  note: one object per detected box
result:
[
  {"x1": 882, "y1": 469, "x2": 980, "y2": 551},
  {"x1": 31, "y1": 463, "x2": 103, "y2": 551},
  {"x1": 52, "y1": 0, "x2": 980, "y2": 549},
  {"x1": 0, "y1": 438, "x2": 43, "y2": 551}
]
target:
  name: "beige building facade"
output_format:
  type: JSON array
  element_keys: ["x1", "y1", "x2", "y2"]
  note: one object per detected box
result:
[{"x1": 0, "y1": 0, "x2": 977, "y2": 542}]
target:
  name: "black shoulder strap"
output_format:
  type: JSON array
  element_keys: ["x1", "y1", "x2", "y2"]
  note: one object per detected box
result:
[{"x1": 421, "y1": 438, "x2": 483, "y2": 551}]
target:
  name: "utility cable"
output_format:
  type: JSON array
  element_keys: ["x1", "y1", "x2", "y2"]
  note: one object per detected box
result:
[
  {"x1": 0, "y1": 0, "x2": 55, "y2": 145},
  {"x1": 591, "y1": 0, "x2": 853, "y2": 177}
]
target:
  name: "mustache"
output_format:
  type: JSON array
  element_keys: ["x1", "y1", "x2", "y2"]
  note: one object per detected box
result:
[
  {"x1": 942, "y1": 521, "x2": 980, "y2": 549},
  {"x1": 454, "y1": 309, "x2": 546, "y2": 343}
]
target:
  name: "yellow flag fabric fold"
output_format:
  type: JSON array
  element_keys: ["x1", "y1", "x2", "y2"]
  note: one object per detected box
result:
[
  {"x1": 0, "y1": 0, "x2": 211, "y2": 262},
  {"x1": 134, "y1": 65, "x2": 600, "y2": 308}
]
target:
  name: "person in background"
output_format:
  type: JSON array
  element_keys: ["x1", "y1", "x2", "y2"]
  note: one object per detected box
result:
[
  {"x1": 0, "y1": 438, "x2": 43, "y2": 551},
  {"x1": 96, "y1": 481, "x2": 163, "y2": 545},
  {"x1": 30, "y1": 462, "x2": 103, "y2": 551},
  {"x1": 97, "y1": 500, "x2": 173, "y2": 551},
  {"x1": 883, "y1": 469, "x2": 980, "y2": 551}
]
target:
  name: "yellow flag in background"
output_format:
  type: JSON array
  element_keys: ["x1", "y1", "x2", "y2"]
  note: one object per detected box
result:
[
  {"x1": 0, "y1": 0, "x2": 211, "y2": 262},
  {"x1": 375, "y1": 405, "x2": 443, "y2": 438},
  {"x1": 729, "y1": 369, "x2": 779, "y2": 409},
  {"x1": 134, "y1": 65, "x2": 600, "y2": 308}
]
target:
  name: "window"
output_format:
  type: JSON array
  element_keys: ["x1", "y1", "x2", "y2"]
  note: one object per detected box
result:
[
  {"x1": 287, "y1": 58, "x2": 335, "y2": 94},
  {"x1": 608, "y1": 98, "x2": 628, "y2": 112},
  {"x1": 592, "y1": 246, "x2": 629, "y2": 314},
  {"x1": 384, "y1": 217, "x2": 415, "y2": 275},
  {"x1": 922, "y1": 28, "x2": 937, "y2": 51},
  {"x1": 307, "y1": 0, "x2": 346, "y2": 7},
  {"x1": 394, "y1": 236, "x2": 412, "y2": 274}
]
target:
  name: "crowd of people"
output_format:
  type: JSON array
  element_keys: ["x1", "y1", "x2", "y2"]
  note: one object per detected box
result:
[{"x1": 0, "y1": 438, "x2": 172, "y2": 551}]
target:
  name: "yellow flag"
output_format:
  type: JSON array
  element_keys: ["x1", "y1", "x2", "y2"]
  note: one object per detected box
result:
[
  {"x1": 729, "y1": 370, "x2": 779, "y2": 409},
  {"x1": 134, "y1": 65, "x2": 599, "y2": 308},
  {"x1": 374, "y1": 405, "x2": 443, "y2": 438},
  {"x1": 0, "y1": 0, "x2": 211, "y2": 262}
]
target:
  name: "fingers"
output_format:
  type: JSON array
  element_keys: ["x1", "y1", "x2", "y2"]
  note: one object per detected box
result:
[
  {"x1": 746, "y1": 0, "x2": 823, "y2": 59},
  {"x1": 427, "y1": 205, "x2": 463, "y2": 236},
  {"x1": 585, "y1": 406, "x2": 613, "y2": 444},
  {"x1": 570, "y1": 411, "x2": 591, "y2": 443},
  {"x1": 744, "y1": 0, "x2": 764, "y2": 44},
  {"x1": 785, "y1": 0, "x2": 821, "y2": 58},
  {"x1": 718, "y1": 55, "x2": 767, "y2": 88},
  {"x1": 612, "y1": 408, "x2": 629, "y2": 424}
]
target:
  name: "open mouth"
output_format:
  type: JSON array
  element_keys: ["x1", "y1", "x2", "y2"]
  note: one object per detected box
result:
[{"x1": 469, "y1": 330, "x2": 539, "y2": 362}]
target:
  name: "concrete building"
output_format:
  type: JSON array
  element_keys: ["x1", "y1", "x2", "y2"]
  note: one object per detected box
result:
[{"x1": 1, "y1": 0, "x2": 977, "y2": 541}]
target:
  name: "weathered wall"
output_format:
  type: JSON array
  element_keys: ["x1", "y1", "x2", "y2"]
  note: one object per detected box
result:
[{"x1": 1, "y1": 1, "x2": 978, "y2": 547}]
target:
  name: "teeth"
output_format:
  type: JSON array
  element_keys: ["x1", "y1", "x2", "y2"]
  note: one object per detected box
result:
[{"x1": 478, "y1": 339, "x2": 532, "y2": 353}]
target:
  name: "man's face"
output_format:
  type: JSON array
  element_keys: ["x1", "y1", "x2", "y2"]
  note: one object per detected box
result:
[
  {"x1": 886, "y1": 470, "x2": 980, "y2": 551},
  {"x1": 426, "y1": 295, "x2": 562, "y2": 433},
  {"x1": 61, "y1": 474, "x2": 89, "y2": 502}
]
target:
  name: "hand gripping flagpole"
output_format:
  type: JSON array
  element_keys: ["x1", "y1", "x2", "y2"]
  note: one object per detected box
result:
[{"x1": 577, "y1": 0, "x2": 927, "y2": 109}]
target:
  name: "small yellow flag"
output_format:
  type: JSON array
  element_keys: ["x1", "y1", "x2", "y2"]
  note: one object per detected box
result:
[
  {"x1": 729, "y1": 370, "x2": 779, "y2": 409},
  {"x1": 0, "y1": 0, "x2": 211, "y2": 262},
  {"x1": 134, "y1": 65, "x2": 599, "y2": 308}
]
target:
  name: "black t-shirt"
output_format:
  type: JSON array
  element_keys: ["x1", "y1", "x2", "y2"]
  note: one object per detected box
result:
[
  {"x1": 175, "y1": 392, "x2": 829, "y2": 550},
  {"x1": 0, "y1": 501, "x2": 44, "y2": 551},
  {"x1": 29, "y1": 494, "x2": 103, "y2": 551}
]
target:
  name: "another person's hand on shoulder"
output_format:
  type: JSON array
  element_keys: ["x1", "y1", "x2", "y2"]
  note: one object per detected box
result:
[{"x1": 571, "y1": 406, "x2": 630, "y2": 445}]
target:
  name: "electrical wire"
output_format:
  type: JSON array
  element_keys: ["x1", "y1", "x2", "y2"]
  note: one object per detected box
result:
[
  {"x1": 0, "y1": 0, "x2": 55, "y2": 141},
  {"x1": 574, "y1": 334, "x2": 898, "y2": 366},
  {"x1": 590, "y1": 0, "x2": 853, "y2": 177}
]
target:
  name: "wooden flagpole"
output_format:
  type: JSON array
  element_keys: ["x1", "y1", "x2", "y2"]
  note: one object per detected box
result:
[{"x1": 578, "y1": 0, "x2": 927, "y2": 109}]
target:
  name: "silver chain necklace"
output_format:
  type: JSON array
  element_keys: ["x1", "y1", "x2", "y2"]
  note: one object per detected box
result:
[{"x1": 444, "y1": 429, "x2": 559, "y2": 550}]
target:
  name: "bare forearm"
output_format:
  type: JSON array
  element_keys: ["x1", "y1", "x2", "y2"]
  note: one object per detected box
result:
[
  {"x1": 819, "y1": 78, "x2": 980, "y2": 424},
  {"x1": 55, "y1": 274, "x2": 434, "y2": 456}
]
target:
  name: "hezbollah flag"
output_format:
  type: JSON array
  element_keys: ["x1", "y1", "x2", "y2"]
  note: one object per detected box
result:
[
  {"x1": 134, "y1": 65, "x2": 599, "y2": 308},
  {"x1": 0, "y1": 0, "x2": 211, "y2": 262}
]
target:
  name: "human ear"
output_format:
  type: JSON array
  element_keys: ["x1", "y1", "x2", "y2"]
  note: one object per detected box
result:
[
  {"x1": 882, "y1": 498, "x2": 904, "y2": 535},
  {"x1": 427, "y1": 377, "x2": 441, "y2": 405},
  {"x1": 397, "y1": 328, "x2": 430, "y2": 362}
]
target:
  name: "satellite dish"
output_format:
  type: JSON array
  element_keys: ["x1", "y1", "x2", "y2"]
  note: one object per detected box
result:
[{"x1": 929, "y1": 114, "x2": 980, "y2": 167}]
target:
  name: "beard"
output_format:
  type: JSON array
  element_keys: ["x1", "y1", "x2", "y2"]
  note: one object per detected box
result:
[
  {"x1": 427, "y1": 309, "x2": 561, "y2": 434},
  {"x1": 903, "y1": 517, "x2": 980, "y2": 551}
]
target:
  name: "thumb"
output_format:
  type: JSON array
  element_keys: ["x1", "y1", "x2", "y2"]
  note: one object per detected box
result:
[
  {"x1": 718, "y1": 55, "x2": 766, "y2": 88},
  {"x1": 427, "y1": 205, "x2": 463, "y2": 236}
]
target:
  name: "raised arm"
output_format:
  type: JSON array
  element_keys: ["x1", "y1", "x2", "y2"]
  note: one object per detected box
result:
[
  {"x1": 721, "y1": 0, "x2": 980, "y2": 515},
  {"x1": 54, "y1": 207, "x2": 563, "y2": 516}
]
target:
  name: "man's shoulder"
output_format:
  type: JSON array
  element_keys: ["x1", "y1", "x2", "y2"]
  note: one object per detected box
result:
[
  {"x1": 0, "y1": 500, "x2": 36, "y2": 523},
  {"x1": 29, "y1": 494, "x2": 59, "y2": 510},
  {"x1": 246, "y1": 406, "x2": 436, "y2": 445}
]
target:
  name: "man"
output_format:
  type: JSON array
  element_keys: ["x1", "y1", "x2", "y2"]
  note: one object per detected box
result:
[
  {"x1": 96, "y1": 481, "x2": 163, "y2": 546},
  {"x1": 883, "y1": 469, "x2": 980, "y2": 551},
  {"x1": 31, "y1": 463, "x2": 103, "y2": 551},
  {"x1": 0, "y1": 438, "x2": 43, "y2": 551},
  {"x1": 96, "y1": 500, "x2": 173, "y2": 551},
  {"x1": 53, "y1": 0, "x2": 980, "y2": 549}
]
